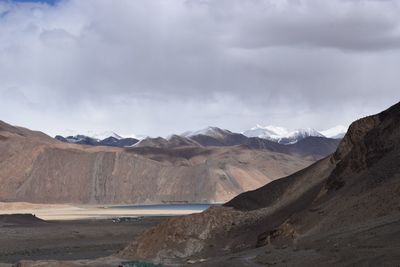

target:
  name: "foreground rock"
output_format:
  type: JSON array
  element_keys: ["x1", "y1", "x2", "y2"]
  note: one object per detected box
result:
[{"x1": 120, "y1": 101, "x2": 400, "y2": 265}]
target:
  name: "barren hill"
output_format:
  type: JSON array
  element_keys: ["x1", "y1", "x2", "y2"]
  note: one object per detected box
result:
[
  {"x1": 121, "y1": 101, "x2": 400, "y2": 266},
  {"x1": 0, "y1": 121, "x2": 331, "y2": 204}
]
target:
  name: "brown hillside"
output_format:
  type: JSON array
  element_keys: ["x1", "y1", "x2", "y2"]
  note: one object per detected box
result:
[
  {"x1": 0, "y1": 121, "x2": 317, "y2": 204},
  {"x1": 120, "y1": 101, "x2": 400, "y2": 266}
]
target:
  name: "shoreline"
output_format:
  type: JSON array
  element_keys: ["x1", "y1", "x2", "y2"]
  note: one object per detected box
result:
[{"x1": 0, "y1": 202, "x2": 210, "y2": 221}]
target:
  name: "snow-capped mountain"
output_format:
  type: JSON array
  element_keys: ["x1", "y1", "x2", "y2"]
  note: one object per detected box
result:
[
  {"x1": 88, "y1": 131, "x2": 123, "y2": 140},
  {"x1": 242, "y1": 125, "x2": 289, "y2": 140},
  {"x1": 59, "y1": 130, "x2": 123, "y2": 141},
  {"x1": 180, "y1": 126, "x2": 249, "y2": 147},
  {"x1": 182, "y1": 126, "x2": 232, "y2": 139},
  {"x1": 320, "y1": 125, "x2": 348, "y2": 139},
  {"x1": 55, "y1": 131, "x2": 140, "y2": 148},
  {"x1": 279, "y1": 128, "x2": 325, "y2": 145},
  {"x1": 55, "y1": 135, "x2": 99, "y2": 145},
  {"x1": 243, "y1": 125, "x2": 346, "y2": 145},
  {"x1": 55, "y1": 125, "x2": 347, "y2": 148},
  {"x1": 243, "y1": 125, "x2": 323, "y2": 144}
]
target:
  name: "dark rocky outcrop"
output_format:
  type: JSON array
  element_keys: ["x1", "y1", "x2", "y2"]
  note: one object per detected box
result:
[{"x1": 120, "y1": 101, "x2": 400, "y2": 265}]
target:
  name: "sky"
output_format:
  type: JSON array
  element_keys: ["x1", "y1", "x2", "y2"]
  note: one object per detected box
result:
[{"x1": 0, "y1": 0, "x2": 400, "y2": 137}]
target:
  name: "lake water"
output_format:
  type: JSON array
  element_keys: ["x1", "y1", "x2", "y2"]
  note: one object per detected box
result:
[
  {"x1": 0, "y1": 203, "x2": 219, "y2": 221},
  {"x1": 109, "y1": 203, "x2": 216, "y2": 211}
]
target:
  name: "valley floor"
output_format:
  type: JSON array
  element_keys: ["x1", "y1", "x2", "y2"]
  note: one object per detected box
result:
[
  {"x1": 1, "y1": 213, "x2": 399, "y2": 266},
  {"x1": 0, "y1": 201, "x2": 206, "y2": 265},
  {"x1": 0, "y1": 215, "x2": 166, "y2": 264}
]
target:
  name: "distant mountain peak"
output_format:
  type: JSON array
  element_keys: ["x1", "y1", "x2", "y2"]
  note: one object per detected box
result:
[
  {"x1": 243, "y1": 125, "x2": 346, "y2": 145},
  {"x1": 252, "y1": 125, "x2": 289, "y2": 136},
  {"x1": 59, "y1": 130, "x2": 122, "y2": 140},
  {"x1": 90, "y1": 131, "x2": 122, "y2": 140},
  {"x1": 182, "y1": 126, "x2": 232, "y2": 139},
  {"x1": 320, "y1": 125, "x2": 348, "y2": 139},
  {"x1": 55, "y1": 132, "x2": 139, "y2": 148}
]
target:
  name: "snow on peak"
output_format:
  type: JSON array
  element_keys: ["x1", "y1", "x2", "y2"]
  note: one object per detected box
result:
[
  {"x1": 182, "y1": 127, "x2": 231, "y2": 139},
  {"x1": 287, "y1": 128, "x2": 324, "y2": 139},
  {"x1": 320, "y1": 125, "x2": 348, "y2": 139},
  {"x1": 125, "y1": 134, "x2": 147, "y2": 140},
  {"x1": 244, "y1": 125, "x2": 289, "y2": 139},
  {"x1": 243, "y1": 125, "x2": 325, "y2": 144},
  {"x1": 89, "y1": 131, "x2": 123, "y2": 140},
  {"x1": 58, "y1": 129, "x2": 148, "y2": 141}
]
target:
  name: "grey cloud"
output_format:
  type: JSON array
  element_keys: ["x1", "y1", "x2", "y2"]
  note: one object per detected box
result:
[
  {"x1": 0, "y1": 0, "x2": 399, "y2": 137},
  {"x1": 226, "y1": 0, "x2": 400, "y2": 51}
]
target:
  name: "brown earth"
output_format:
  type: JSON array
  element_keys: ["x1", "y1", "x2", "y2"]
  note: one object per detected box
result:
[
  {"x1": 119, "y1": 101, "x2": 400, "y2": 266},
  {"x1": 0, "y1": 120, "x2": 332, "y2": 204},
  {"x1": 0, "y1": 214, "x2": 165, "y2": 264}
]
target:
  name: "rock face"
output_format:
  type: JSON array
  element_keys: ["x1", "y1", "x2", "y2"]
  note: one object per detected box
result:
[
  {"x1": 120, "y1": 102, "x2": 400, "y2": 265},
  {"x1": 0, "y1": 120, "x2": 331, "y2": 204}
]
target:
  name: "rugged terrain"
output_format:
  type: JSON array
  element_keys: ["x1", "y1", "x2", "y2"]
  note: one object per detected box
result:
[
  {"x1": 119, "y1": 101, "x2": 400, "y2": 266},
  {"x1": 0, "y1": 121, "x2": 338, "y2": 204},
  {"x1": 55, "y1": 124, "x2": 344, "y2": 148}
]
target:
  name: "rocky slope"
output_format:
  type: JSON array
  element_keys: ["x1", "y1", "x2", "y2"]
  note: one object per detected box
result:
[
  {"x1": 120, "y1": 101, "x2": 400, "y2": 266},
  {"x1": 0, "y1": 121, "x2": 324, "y2": 204}
]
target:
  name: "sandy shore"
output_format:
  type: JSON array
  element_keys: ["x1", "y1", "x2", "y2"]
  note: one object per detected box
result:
[{"x1": 0, "y1": 202, "x2": 206, "y2": 220}]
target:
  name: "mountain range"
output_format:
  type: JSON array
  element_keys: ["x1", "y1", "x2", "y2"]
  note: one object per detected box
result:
[
  {"x1": 54, "y1": 125, "x2": 346, "y2": 148},
  {"x1": 134, "y1": 127, "x2": 340, "y2": 161},
  {"x1": 55, "y1": 134, "x2": 139, "y2": 147},
  {"x1": 121, "y1": 101, "x2": 400, "y2": 266},
  {"x1": 0, "y1": 121, "x2": 340, "y2": 204},
  {"x1": 243, "y1": 125, "x2": 347, "y2": 144}
]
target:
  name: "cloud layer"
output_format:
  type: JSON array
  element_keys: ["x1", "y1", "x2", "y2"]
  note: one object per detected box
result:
[{"x1": 1, "y1": 0, "x2": 400, "y2": 136}]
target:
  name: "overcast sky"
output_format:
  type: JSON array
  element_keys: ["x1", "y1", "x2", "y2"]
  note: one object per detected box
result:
[{"x1": 1, "y1": 0, "x2": 400, "y2": 137}]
